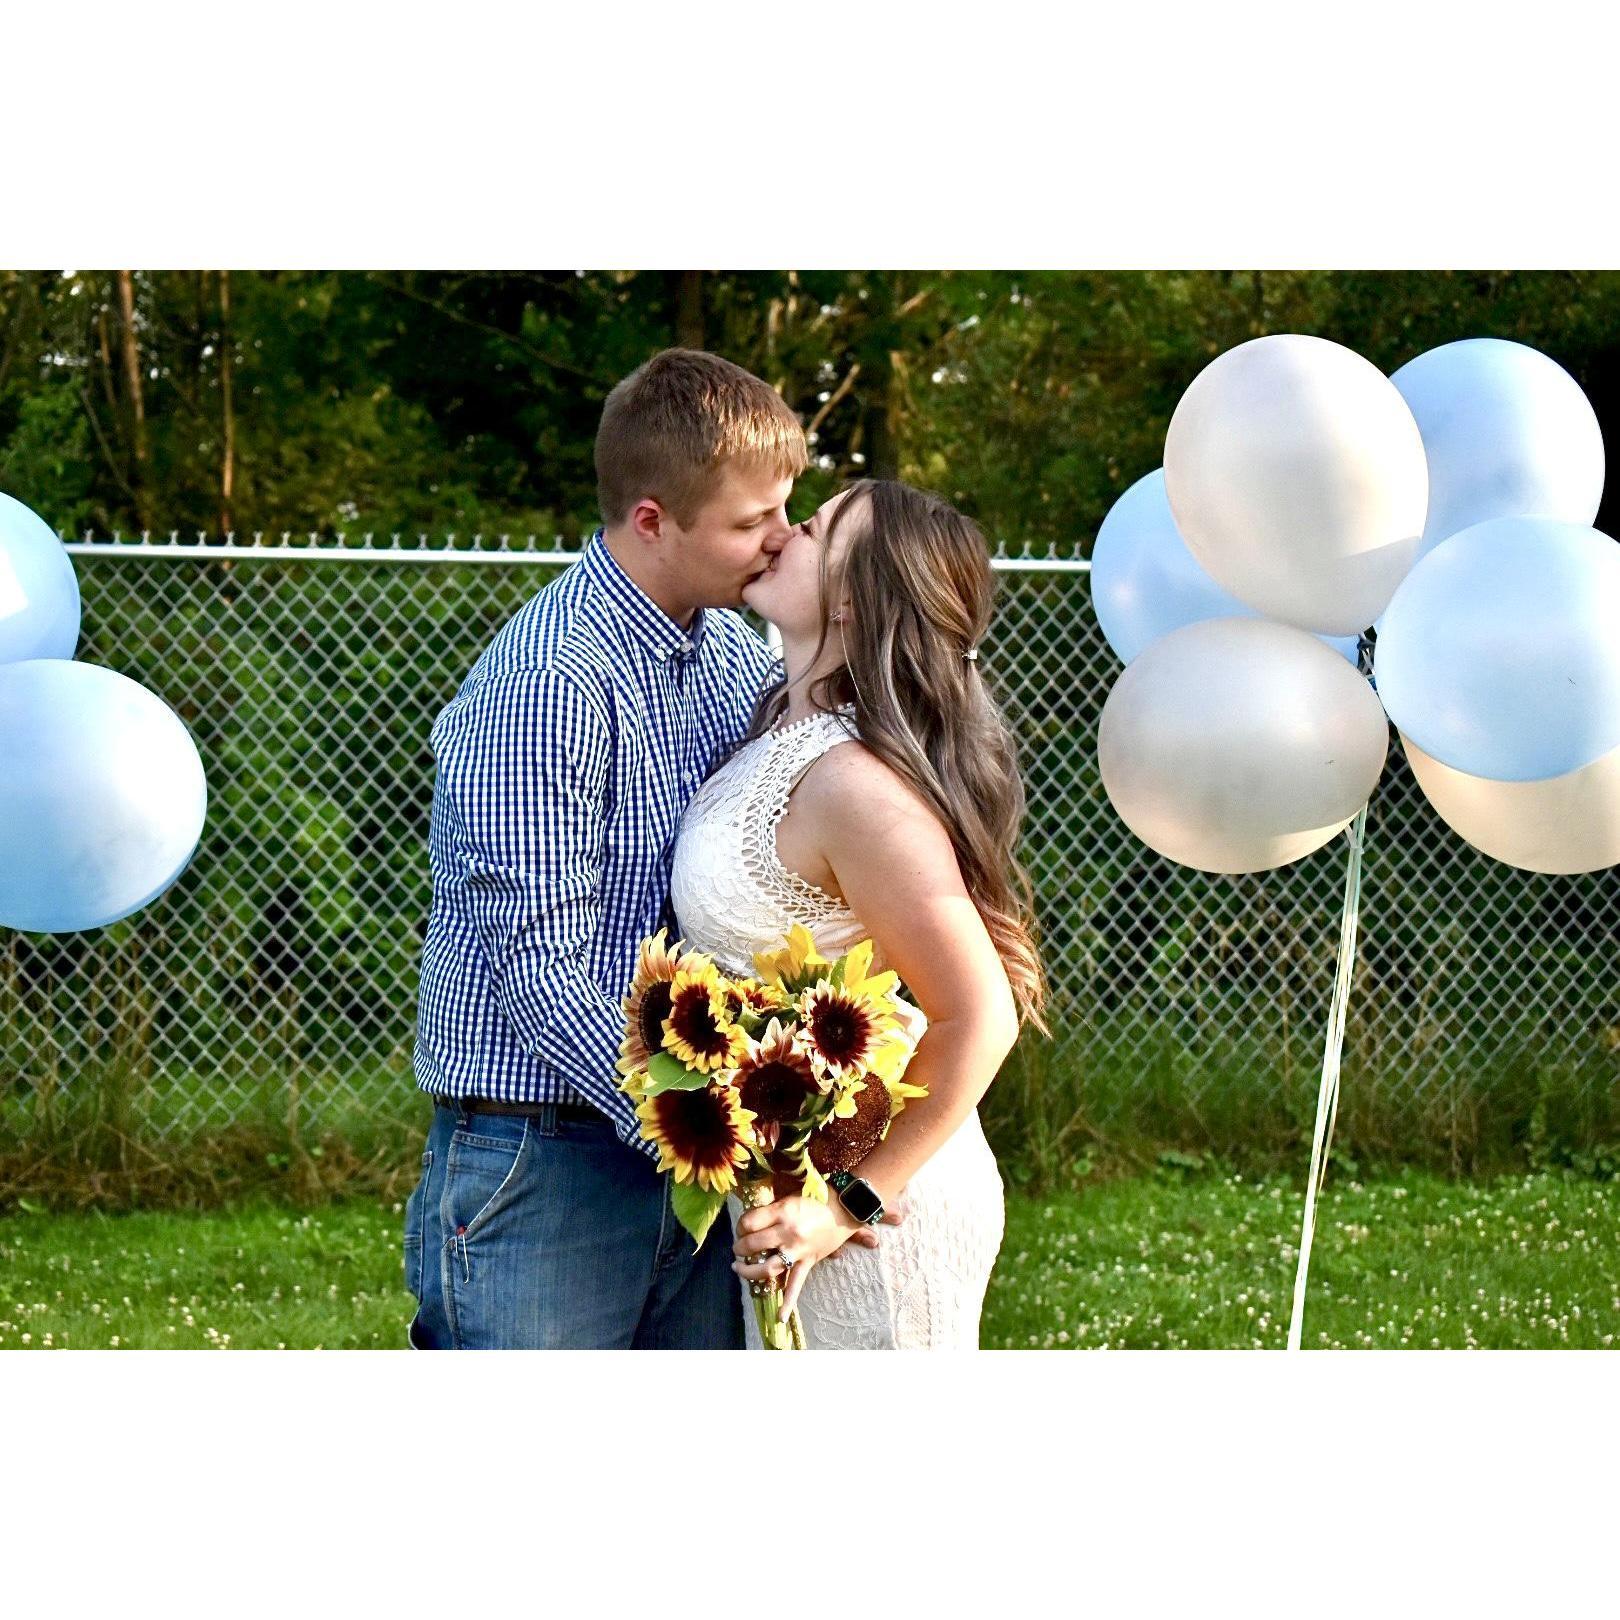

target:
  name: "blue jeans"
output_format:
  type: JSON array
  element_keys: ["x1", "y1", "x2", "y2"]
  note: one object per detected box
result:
[{"x1": 403, "y1": 1102, "x2": 743, "y2": 1350}]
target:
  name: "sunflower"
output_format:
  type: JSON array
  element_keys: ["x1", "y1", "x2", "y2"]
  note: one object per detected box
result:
[
  {"x1": 732, "y1": 976, "x2": 790, "y2": 1023},
  {"x1": 734, "y1": 1019, "x2": 824, "y2": 1133},
  {"x1": 797, "y1": 980, "x2": 900, "y2": 1085},
  {"x1": 866, "y1": 991, "x2": 936, "y2": 1093},
  {"x1": 753, "y1": 924, "x2": 830, "y2": 993},
  {"x1": 636, "y1": 1083, "x2": 755, "y2": 1195},
  {"x1": 837, "y1": 939, "x2": 900, "y2": 1004},
  {"x1": 808, "y1": 1072, "x2": 895, "y2": 1176},
  {"x1": 662, "y1": 960, "x2": 750, "y2": 1074},
  {"x1": 617, "y1": 929, "x2": 683, "y2": 1082}
]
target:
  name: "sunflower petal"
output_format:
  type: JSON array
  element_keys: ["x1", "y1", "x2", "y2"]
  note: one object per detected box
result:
[{"x1": 800, "y1": 1157, "x2": 829, "y2": 1204}]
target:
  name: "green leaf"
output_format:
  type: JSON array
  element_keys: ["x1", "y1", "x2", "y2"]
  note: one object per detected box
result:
[
  {"x1": 641, "y1": 1050, "x2": 712, "y2": 1095},
  {"x1": 774, "y1": 1121, "x2": 816, "y2": 1159},
  {"x1": 670, "y1": 1179, "x2": 728, "y2": 1249}
]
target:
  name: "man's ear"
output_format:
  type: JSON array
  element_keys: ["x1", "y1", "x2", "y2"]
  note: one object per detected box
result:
[{"x1": 628, "y1": 498, "x2": 670, "y2": 544}]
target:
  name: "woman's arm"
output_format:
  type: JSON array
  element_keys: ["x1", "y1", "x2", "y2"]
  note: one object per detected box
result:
[
  {"x1": 811, "y1": 740, "x2": 1020, "y2": 1202},
  {"x1": 732, "y1": 740, "x2": 1021, "y2": 1311}
]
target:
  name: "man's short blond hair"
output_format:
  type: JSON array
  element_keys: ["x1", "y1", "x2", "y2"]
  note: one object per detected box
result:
[{"x1": 595, "y1": 348, "x2": 808, "y2": 528}]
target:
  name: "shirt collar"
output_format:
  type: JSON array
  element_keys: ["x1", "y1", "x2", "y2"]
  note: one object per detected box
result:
[{"x1": 582, "y1": 531, "x2": 709, "y2": 663}]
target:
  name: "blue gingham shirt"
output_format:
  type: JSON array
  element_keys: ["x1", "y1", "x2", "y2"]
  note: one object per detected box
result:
[{"x1": 412, "y1": 533, "x2": 779, "y2": 1152}]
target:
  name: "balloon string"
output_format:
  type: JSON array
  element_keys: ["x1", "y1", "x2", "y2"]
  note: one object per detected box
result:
[{"x1": 1287, "y1": 798, "x2": 1368, "y2": 1352}]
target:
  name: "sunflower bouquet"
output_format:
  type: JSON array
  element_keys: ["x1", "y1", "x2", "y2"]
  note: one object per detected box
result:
[{"x1": 616, "y1": 924, "x2": 926, "y2": 1349}]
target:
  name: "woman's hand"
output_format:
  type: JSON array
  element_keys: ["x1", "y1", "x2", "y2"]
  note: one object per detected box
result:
[{"x1": 733, "y1": 1195, "x2": 865, "y2": 1321}]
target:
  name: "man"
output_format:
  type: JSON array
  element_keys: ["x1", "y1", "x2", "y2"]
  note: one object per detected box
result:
[{"x1": 404, "y1": 348, "x2": 805, "y2": 1348}]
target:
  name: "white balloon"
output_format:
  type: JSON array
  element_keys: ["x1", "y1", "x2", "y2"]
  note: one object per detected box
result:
[
  {"x1": 1164, "y1": 333, "x2": 1429, "y2": 636},
  {"x1": 1091, "y1": 468, "x2": 1362, "y2": 668},
  {"x1": 1097, "y1": 617, "x2": 1390, "y2": 874},
  {"x1": 1402, "y1": 733, "x2": 1620, "y2": 875}
]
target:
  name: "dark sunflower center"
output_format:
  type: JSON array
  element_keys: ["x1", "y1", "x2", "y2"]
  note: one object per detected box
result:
[
  {"x1": 740, "y1": 1062, "x2": 813, "y2": 1122},
  {"x1": 638, "y1": 982, "x2": 674, "y2": 1054},
  {"x1": 670, "y1": 985, "x2": 730, "y2": 1056},
  {"x1": 809, "y1": 1078, "x2": 891, "y2": 1175},
  {"x1": 811, "y1": 1001, "x2": 870, "y2": 1063},
  {"x1": 657, "y1": 1088, "x2": 738, "y2": 1171}
]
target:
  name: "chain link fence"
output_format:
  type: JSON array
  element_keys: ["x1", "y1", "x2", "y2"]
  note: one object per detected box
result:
[{"x1": 4, "y1": 534, "x2": 1618, "y2": 1169}]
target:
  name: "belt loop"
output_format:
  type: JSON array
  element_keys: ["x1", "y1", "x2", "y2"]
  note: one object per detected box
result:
[
  {"x1": 455, "y1": 1101, "x2": 471, "y2": 1130},
  {"x1": 536, "y1": 1101, "x2": 559, "y2": 1138}
]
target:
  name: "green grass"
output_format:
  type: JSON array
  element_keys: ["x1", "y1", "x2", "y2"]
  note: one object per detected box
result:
[
  {"x1": 0, "y1": 1068, "x2": 432, "y2": 1212},
  {"x1": 0, "y1": 1170, "x2": 1614, "y2": 1350},
  {"x1": 992, "y1": 1168, "x2": 1619, "y2": 1348},
  {"x1": 981, "y1": 1021, "x2": 1620, "y2": 1185}
]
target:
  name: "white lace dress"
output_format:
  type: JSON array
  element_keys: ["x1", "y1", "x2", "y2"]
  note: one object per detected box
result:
[{"x1": 669, "y1": 709, "x2": 1005, "y2": 1350}]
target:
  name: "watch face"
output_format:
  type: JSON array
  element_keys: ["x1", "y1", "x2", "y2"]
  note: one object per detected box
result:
[{"x1": 839, "y1": 1176, "x2": 884, "y2": 1225}]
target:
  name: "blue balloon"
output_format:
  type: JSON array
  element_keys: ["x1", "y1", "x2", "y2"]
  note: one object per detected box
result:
[
  {"x1": 1377, "y1": 517, "x2": 1620, "y2": 782},
  {"x1": 0, "y1": 492, "x2": 81, "y2": 664},
  {"x1": 0, "y1": 660, "x2": 207, "y2": 933},
  {"x1": 1390, "y1": 338, "x2": 1604, "y2": 560},
  {"x1": 1092, "y1": 469, "x2": 1361, "y2": 666}
]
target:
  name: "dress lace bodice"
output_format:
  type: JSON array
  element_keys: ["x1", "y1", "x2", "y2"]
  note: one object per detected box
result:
[
  {"x1": 669, "y1": 706, "x2": 1005, "y2": 1351},
  {"x1": 670, "y1": 709, "x2": 872, "y2": 975}
]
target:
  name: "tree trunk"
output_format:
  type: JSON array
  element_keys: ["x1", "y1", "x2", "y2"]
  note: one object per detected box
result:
[
  {"x1": 858, "y1": 274, "x2": 903, "y2": 481},
  {"x1": 115, "y1": 271, "x2": 149, "y2": 528},
  {"x1": 0, "y1": 271, "x2": 33, "y2": 397},
  {"x1": 674, "y1": 270, "x2": 705, "y2": 350},
  {"x1": 219, "y1": 269, "x2": 235, "y2": 535},
  {"x1": 865, "y1": 379, "x2": 899, "y2": 481},
  {"x1": 96, "y1": 307, "x2": 119, "y2": 418}
]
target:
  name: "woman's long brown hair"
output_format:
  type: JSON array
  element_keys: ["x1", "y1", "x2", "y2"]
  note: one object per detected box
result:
[{"x1": 748, "y1": 479, "x2": 1048, "y2": 1031}]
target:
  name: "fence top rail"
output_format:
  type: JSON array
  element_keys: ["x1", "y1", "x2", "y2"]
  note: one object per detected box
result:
[{"x1": 61, "y1": 532, "x2": 1092, "y2": 574}]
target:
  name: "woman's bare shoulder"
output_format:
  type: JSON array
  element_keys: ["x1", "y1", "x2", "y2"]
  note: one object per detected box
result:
[{"x1": 795, "y1": 734, "x2": 946, "y2": 844}]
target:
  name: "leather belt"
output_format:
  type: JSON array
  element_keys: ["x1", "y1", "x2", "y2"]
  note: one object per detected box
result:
[{"x1": 438, "y1": 1097, "x2": 601, "y2": 1123}]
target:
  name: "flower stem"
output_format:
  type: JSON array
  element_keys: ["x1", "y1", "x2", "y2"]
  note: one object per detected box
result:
[
  {"x1": 752, "y1": 1287, "x2": 794, "y2": 1350},
  {"x1": 738, "y1": 1175, "x2": 805, "y2": 1350}
]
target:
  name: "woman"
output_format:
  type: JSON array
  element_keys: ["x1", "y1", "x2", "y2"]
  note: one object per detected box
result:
[{"x1": 669, "y1": 479, "x2": 1047, "y2": 1349}]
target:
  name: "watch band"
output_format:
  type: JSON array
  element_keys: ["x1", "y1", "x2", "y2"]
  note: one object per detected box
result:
[{"x1": 828, "y1": 1170, "x2": 885, "y2": 1226}]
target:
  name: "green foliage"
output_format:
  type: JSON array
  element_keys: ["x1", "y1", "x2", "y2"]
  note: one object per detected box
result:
[
  {"x1": 0, "y1": 380, "x2": 95, "y2": 535},
  {"x1": 642, "y1": 1051, "x2": 710, "y2": 1094},
  {"x1": 9, "y1": 269, "x2": 1620, "y2": 553},
  {"x1": 669, "y1": 1179, "x2": 727, "y2": 1248}
]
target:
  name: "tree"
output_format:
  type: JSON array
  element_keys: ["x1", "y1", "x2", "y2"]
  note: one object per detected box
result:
[{"x1": 5, "y1": 270, "x2": 1620, "y2": 551}]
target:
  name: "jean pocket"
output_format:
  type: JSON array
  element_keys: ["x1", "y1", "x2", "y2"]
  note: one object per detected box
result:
[
  {"x1": 443, "y1": 1119, "x2": 531, "y2": 1242},
  {"x1": 402, "y1": 1148, "x2": 433, "y2": 1300}
]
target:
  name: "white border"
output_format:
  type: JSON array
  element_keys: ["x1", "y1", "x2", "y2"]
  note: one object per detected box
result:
[{"x1": 6, "y1": 1349, "x2": 1616, "y2": 1609}]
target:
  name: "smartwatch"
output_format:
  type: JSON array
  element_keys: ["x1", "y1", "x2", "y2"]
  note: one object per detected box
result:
[{"x1": 828, "y1": 1170, "x2": 884, "y2": 1226}]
